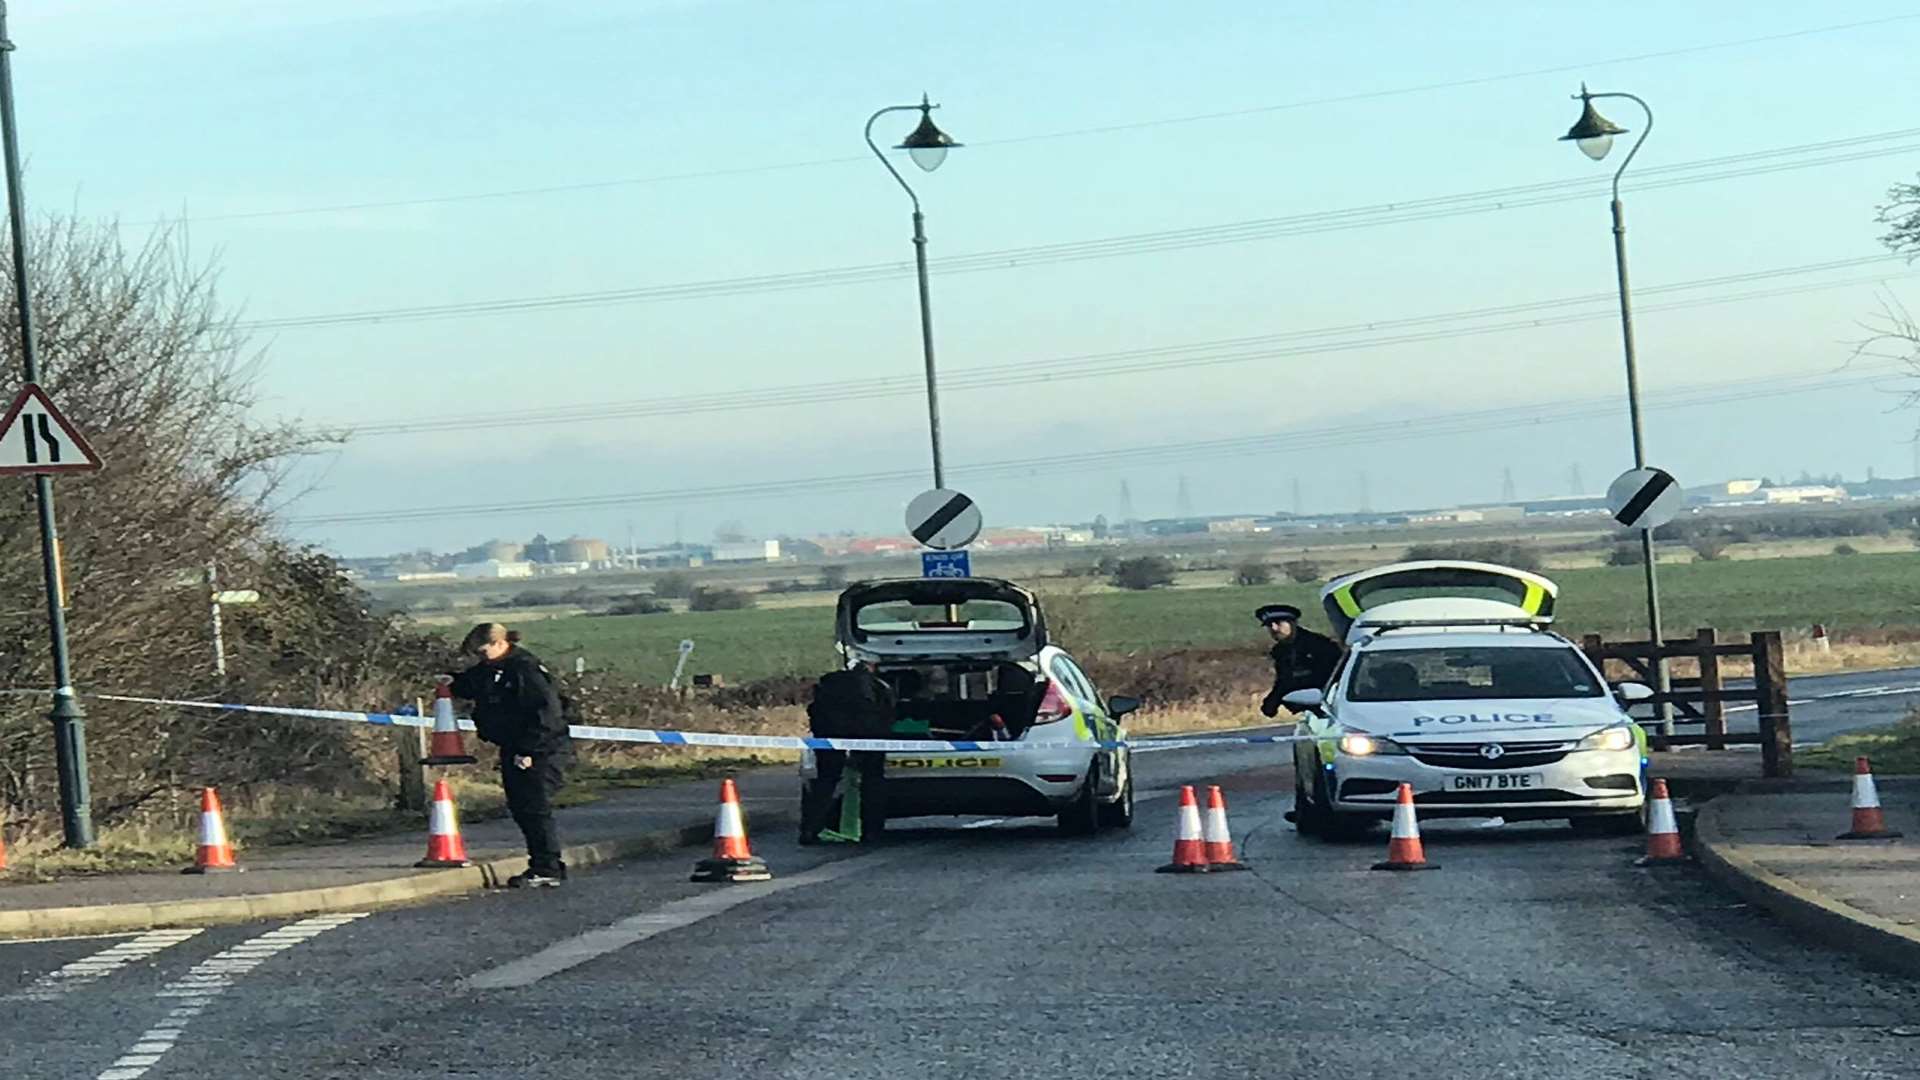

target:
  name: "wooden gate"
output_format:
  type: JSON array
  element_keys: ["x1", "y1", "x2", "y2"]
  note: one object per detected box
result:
[{"x1": 1580, "y1": 628, "x2": 1792, "y2": 778}]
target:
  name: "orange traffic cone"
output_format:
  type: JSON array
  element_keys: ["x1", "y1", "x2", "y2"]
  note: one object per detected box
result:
[
  {"x1": 1634, "y1": 778, "x2": 1687, "y2": 865},
  {"x1": 415, "y1": 779, "x2": 472, "y2": 867},
  {"x1": 1201, "y1": 785, "x2": 1248, "y2": 871},
  {"x1": 691, "y1": 778, "x2": 772, "y2": 883},
  {"x1": 1839, "y1": 757, "x2": 1904, "y2": 840},
  {"x1": 422, "y1": 676, "x2": 476, "y2": 766},
  {"x1": 1156, "y1": 785, "x2": 1211, "y2": 873},
  {"x1": 1372, "y1": 783, "x2": 1437, "y2": 871},
  {"x1": 182, "y1": 787, "x2": 239, "y2": 874}
]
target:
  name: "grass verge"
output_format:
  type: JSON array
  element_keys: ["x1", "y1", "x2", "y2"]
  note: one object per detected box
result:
[{"x1": 1798, "y1": 712, "x2": 1920, "y2": 774}]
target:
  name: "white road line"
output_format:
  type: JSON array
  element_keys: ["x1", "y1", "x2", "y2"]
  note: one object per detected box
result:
[
  {"x1": 6, "y1": 929, "x2": 204, "y2": 1003},
  {"x1": 465, "y1": 853, "x2": 902, "y2": 991},
  {"x1": 92, "y1": 914, "x2": 366, "y2": 1080}
]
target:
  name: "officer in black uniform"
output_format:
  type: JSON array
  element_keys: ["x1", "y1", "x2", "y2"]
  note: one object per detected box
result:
[
  {"x1": 449, "y1": 623, "x2": 573, "y2": 888},
  {"x1": 801, "y1": 658, "x2": 896, "y2": 844},
  {"x1": 1256, "y1": 603, "x2": 1343, "y2": 718}
]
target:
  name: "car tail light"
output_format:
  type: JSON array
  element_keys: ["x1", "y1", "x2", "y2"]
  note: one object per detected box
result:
[{"x1": 1031, "y1": 680, "x2": 1075, "y2": 725}]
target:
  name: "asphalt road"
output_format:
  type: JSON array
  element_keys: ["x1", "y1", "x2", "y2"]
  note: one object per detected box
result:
[
  {"x1": 1691, "y1": 665, "x2": 1920, "y2": 746},
  {"x1": 6, "y1": 740, "x2": 1920, "y2": 1079}
]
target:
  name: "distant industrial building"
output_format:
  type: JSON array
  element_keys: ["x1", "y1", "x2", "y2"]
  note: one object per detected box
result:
[
  {"x1": 711, "y1": 540, "x2": 782, "y2": 563},
  {"x1": 453, "y1": 559, "x2": 536, "y2": 579}
]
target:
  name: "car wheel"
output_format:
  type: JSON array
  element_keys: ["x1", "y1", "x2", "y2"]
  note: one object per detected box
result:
[
  {"x1": 1097, "y1": 765, "x2": 1134, "y2": 830},
  {"x1": 1293, "y1": 766, "x2": 1324, "y2": 836},
  {"x1": 1058, "y1": 766, "x2": 1101, "y2": 836},
  {"x1": 1313, "y1": 766, "x2": 1375, "y2": 843}
]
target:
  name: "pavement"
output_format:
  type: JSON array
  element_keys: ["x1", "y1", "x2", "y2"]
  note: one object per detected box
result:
[
  {"x1": 6, "y1": 737, "x2": 1920, "y2": 1078},
  {"x1": 0, "y1": 767, "x2": 802, "y2": 938}
]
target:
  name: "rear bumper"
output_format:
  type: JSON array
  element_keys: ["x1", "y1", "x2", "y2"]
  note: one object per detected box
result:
[
  {"x1": 800, "y1": 746, "x2": 1092, "y2": 819},
  {"x1": 1327, "y1": 747, "x2": 1644, "y2": 821}
]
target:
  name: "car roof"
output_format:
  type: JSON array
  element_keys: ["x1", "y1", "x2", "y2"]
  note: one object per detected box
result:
[{"x1": 1354, "y1": 631, "x2": 1577, "y2": 652}]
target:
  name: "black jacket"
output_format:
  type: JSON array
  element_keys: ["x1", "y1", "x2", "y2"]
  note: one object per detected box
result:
[
  {"x1": 450, "y1": 647, "x2": 572, "y2": 758},
  {"x1": 1261, "y1": 627, "x2": 1343, "y2": 717},
  {"x1": 807, "y1": 667, "x2": 898, "y2": 740}
]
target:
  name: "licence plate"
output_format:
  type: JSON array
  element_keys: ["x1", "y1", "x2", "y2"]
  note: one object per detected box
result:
[{"x1": 1448, "y1": 773, "x2": 1543, "y2": 792}]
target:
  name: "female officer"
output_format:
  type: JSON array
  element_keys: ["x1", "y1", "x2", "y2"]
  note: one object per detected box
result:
[{"x1": 449, "y1": 623, "x2": 573, "y2": 888}]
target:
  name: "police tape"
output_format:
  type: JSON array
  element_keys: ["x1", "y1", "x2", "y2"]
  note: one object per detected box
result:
[
  {"x1": 81, "y1": 691, "x2": 1323, "y2": 753},
  {"x1": 63, "y1": 691, "x2": 1644, "y2": 753}
]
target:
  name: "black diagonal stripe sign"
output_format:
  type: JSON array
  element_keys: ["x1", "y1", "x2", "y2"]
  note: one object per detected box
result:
[
  {"x1": 1615, "y1": 470, "x2": 1676, "y2": 527},
  {"x1": 912, "y1": 492, "x2": 975, "y2": 545}
]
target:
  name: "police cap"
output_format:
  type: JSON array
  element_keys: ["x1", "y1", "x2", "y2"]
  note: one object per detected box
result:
[{"x1": 1254, "y1": 603, "x2": 1302, "y2": 626}]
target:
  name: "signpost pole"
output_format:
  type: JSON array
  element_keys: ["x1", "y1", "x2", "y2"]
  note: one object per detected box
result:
[
  {"x1": 0, "y1": 6, "x2": 92, "y2": 847},
  {"x1": 208, "y1": 560, "x2": 227, "y2": 678}
]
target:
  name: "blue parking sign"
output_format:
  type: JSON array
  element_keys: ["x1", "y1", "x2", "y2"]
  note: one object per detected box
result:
[{"x1": 922, "y1": 550, "x2": 971, "y2": 579}]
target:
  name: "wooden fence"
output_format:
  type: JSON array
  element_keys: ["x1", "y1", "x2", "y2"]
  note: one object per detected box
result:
[{"x1": 1580, "y1": 628, "x2": 1791, "y2": 778}]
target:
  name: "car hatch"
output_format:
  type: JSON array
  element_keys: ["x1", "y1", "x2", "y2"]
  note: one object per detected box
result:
[
  {"x1": 836, "y1": 578, "x2": 1048, "y2": 662},
  {"x1": 1319, "y1": 560, "x2": 1559, "y2": 641}
]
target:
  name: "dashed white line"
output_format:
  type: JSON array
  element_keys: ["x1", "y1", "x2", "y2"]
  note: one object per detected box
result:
[
  {"x1": 465, "y1": 854, "x2": 900, "y2": 991},
  {"x1": 93, "y1": 914, "x2": 366, "y2": 1080},
  {"x1": 6, "y1": 928, "x2": 204, "y2": 1003}
]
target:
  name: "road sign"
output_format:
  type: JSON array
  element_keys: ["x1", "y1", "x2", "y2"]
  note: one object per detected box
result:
[
  {"x1": 906, "y1": 487, "x2": 982, "y2": 550},
  {"x1": 922, "y1": 550, "x2": 972, "y2": 579},
  {"x1": 0, "y1": 384, "x2": 101, "y2": 475},
  {"x1": 1607, "y1": 467, "x2": 1683, "y2": 530}
]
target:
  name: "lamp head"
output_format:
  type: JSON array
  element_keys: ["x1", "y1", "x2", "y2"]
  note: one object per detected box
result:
[{"x1": 896, "y1": 94, "x2": 960, "y2": 172}]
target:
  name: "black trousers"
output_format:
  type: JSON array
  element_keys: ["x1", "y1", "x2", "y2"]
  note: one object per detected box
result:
[
  {"x1": 803, "y1": 749, "x2": 887, "y2": 841},
  {"x1": 501, "y1": 751, "x2": 568, "y2": 874}
]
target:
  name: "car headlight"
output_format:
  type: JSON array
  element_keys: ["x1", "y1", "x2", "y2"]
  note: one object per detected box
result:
[
  {"x1": 1580, "y1": 725, "x2": 1636, "y2": 752},
  {"x1": 1339, "y1": 734, "x2": 1406, "y2": 757}
]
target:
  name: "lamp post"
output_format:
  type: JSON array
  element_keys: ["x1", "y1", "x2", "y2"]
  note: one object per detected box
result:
[
  {"x1": 1560, "y1": 84, "x2": 1674, "y2": 732},
  {"x1": 0, "y1": 4, "x2": 92, "y2": 846},
  {"x1": 865, "y1": 94, "x2": 960, "y2": 489}
]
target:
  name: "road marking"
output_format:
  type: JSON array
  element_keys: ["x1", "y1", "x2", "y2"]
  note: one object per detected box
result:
[
  {"x1": 6, "y1": 928, "x2": 204, "y2": 1003},
  {"x1": 465, "y1": 853, "x2": 902, "y2": 990},
  {"x1": 93, "y1": 914, "x2": 365, "y2": 1080}
]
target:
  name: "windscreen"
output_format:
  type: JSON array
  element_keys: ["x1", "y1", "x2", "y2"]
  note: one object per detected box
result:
[
  {"x1": 1347, "y1": 646, "x2": 1603, "y2": 702},
  {"x1": 854, "y1": 599, "x2": 1028, "y2": 633}
]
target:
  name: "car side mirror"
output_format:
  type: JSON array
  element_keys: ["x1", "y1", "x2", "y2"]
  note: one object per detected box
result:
[
  {"x1": 1108, "y1": 695, "x2": 1143, "y2": 718},
  {"x1": 1614, "y1": 682, "x2": 1655, "y2": 704},
  {"x1": 1282, "y1": 689, "x2": 1325, "y2": 712}
]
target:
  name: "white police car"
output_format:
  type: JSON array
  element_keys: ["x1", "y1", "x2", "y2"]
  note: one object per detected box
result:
[
  {"x1": 799, "y1": 578, "x2": 1138, "y2": 835},
  {"x1": 1285, "y1": 561, "x2": 1651, "y2": 839}
]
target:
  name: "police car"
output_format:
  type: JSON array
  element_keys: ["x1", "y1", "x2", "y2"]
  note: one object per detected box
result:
[
  {"x1": 799, "y1": 578, "x2": 1138, "y2": 835},
  {"x1": 1285, "y1": 561, "x2": 1651, "y2": 839}
]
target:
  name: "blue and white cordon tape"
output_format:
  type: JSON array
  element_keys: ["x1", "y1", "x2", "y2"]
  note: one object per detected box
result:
[{"x1": 82, "y1": 692, "x2": 1317, "y2": 753}]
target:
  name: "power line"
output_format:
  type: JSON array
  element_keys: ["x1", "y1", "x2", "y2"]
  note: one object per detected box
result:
[
  {"x1": 290, "y1": 362, "x2": 1905, "y2": 527},
  {"x1": 237, "y1": 128, "x2": 1920, "y2": 332},
  {"x1": 337, "y1": 255, "x2": 1917, "y2": 438},
  {"x1": 140, "y1": 14, "x2": 1920, "y2": 228}
]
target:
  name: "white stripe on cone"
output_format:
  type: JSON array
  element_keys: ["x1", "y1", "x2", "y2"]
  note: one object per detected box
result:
[
  {"x1": 432, "y1": 691, "x2": 458, "y2": 734},
  {"x1": 1203, "y1": 804, "x2": 1232, "y2": 846},
  {"x1": 199, "y1": 807, "x2": 228, "y2": 848},
  {"x1": 1854, "y1": 771, "x2": 1882, "y2": 811},
  {"x1": 1176, "y1": 798, "x2": 1204, "y2": 842},
  {"x1": 1646, "y1": 793, "x2": 1679, "y2": 837},
  {"x1": 429, "y1": 795, "x2": 458, "y2": 836},
  {"x1": 715, "y1": 798, "x2": 746, "y2": 839},
  {"x1": 1390, "y1": 797, "x2": 1421, "y2": 840}
]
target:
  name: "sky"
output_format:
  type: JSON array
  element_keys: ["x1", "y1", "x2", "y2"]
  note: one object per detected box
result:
[{"x1": 11, "y1": 1, "x2": 1920, "y2": 555}]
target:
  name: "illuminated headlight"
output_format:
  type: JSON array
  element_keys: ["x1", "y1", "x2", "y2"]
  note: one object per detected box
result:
[
  {"x1": 1339, "y1": 734, "x2": 1405, "y2": 757},
  {"x1": 1580, "y1": 726, "x2": 1636, "y2": 752}
]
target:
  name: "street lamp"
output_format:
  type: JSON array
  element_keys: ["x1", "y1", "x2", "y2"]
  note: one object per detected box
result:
[
  {"x1": 1560, "y1": 83, "x2": 1674, "y2": 731},
  {"x1": 865, "y1": 94, "x2": 960, "y2": 488}
]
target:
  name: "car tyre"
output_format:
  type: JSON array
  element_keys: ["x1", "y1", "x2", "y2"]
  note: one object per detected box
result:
[
  {"x1": 1097, "y1": 764, "x2": 1134, "y2": 830},
  {"x1": 1059, "y1": 765, "x2": 1101, "y2": 836},
  {"x1": 1312, "y1": 766, "x2": 1375, "y2": 843},
  {"x1": 1293, "y1": 766, "x2": 1324, "y2": 836}
]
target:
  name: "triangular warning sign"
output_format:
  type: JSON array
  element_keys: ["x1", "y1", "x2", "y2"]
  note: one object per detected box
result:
[{"x1": 0, "y1": 384, "x2": 102, "y2": 475}]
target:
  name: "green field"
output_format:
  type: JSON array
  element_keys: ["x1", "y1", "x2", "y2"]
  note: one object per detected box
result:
[{"x1": 508, "y1": 551, "x2": 1920, "y2": 686}]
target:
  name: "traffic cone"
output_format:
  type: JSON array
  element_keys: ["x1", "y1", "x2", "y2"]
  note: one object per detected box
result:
[
  {"x1": 691, "y1": 778, "x2": 772, "y2": 883},
  {"x1": 1635, "y1": 779, "x2": 1687, "y2": 865},
  {"x1": 1201, "y1": 785, "x2": 1248, "y2": 871},
  {"x1": 421, "y1": 676, "x2": 476, "y2": 766},
  {"x1": 1372, "y1": 783, "x2": 1437, "y2": 871},
  {"x1": 182, "y1": 787, "x2": 239, "y2": 874},
  {"x1": 1155, "y1": 785, "x2": 1211, "y2": 873},
  {"x1": 1839, "y1": 757, "x2": 1904, "y2": 840},
  {"x1": 415, "y1": 778, "x2": 471, "y2": 867}
]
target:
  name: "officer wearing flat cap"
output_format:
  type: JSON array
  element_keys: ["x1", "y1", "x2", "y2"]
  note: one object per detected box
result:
[{"x1": 1256, "y1": 603, "x2": 1342, "y2": 718}]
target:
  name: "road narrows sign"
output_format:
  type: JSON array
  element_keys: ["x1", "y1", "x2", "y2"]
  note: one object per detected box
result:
[
  {"x1": 906, "y1": 488, "x2": 982, "y2": 550},
  {"x1": 0, "y1": 384, "x2": 101, "y2": 475},
  {"x1": 1607, "y1": 467, "x2": 1683, "y2": 530}
]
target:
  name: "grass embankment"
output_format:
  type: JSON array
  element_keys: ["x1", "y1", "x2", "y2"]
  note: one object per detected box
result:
[{"x1": 1799, "y1": 715, "x2": 1920, "y2": 775}]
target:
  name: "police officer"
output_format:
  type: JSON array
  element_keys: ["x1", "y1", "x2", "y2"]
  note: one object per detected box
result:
[
  {"x1": 1256, "y1": 603, "x2": 1342, "y2": 718},
  {"x1": 449, "y1": 623, "x2": 573, "y2": 888},
  {"x1": 801, "y1": 657, "x2": 895, "y2": 844}
]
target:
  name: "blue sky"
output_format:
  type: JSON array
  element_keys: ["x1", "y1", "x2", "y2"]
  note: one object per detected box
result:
[{"x1": 14, "y1": 1, "x2": 1920, "y2": 554}]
